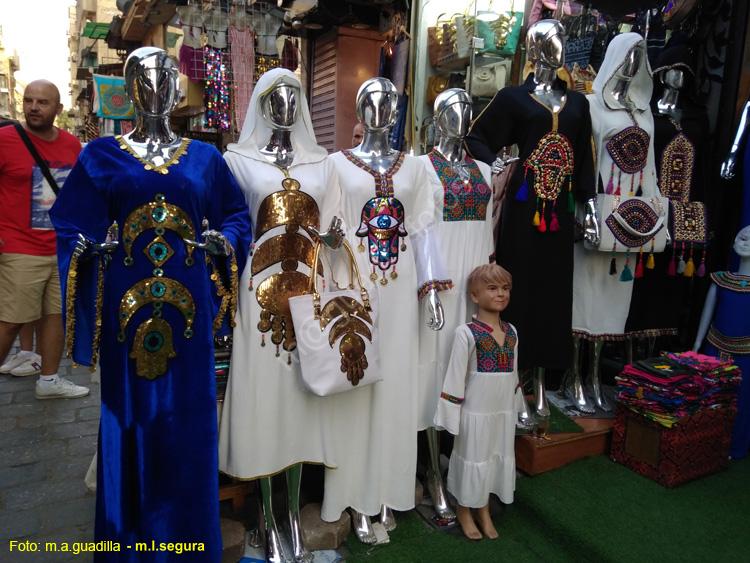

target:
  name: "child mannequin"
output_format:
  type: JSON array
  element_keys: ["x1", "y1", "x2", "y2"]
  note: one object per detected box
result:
[{"x1": 434, "y1": 263, "x2": 520, "y2": 540}]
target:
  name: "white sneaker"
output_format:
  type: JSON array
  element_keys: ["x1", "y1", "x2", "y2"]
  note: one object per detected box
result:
[
  {"x1": 10, "y1": 354, "x2": 42, "y2": 377},
  {"x1": 35, "y1": 377, "x2": 90, "y2": 400},
  {"x1": 1, "y1": 352, "x2": 28, "y2": 374}
]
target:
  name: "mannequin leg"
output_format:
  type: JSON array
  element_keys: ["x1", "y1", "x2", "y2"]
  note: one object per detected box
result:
[
  {"x1": 626, "y1": 337, "x2": 634, "y2": 366},
  {"x1": 425, "y1": 427, "x2": 456, "y2": 522},
  {"x1": 350, "y1": 509, "x2": 377, "y2": 544},
  {"x1": 562, "y1": 337, "x2": 596, "y2": 414},
  {"x1": 533, "y1": 367, "x2": 550, "y2": 418},
  {"x1": 455, "y1": 505, "x2": 481, "y2": 540},
  {"x1": 516, "y1": 375, "x2": 534, "y2": 428},
  {"x1": 378, "y1": 504, "x2": 396, "y2": 532},
  {"x1": 259, "y1": 477, "x2": 286, "y2": 563},
  {"x1": 588, "y1": 340, "x2": 611, "y2": 412},
  {"x1": 286, "y1": 464, "x2": 312, "y2": 563},
  {"x1": 474, "y1": 504, "x2": 498, "y2": 539}
]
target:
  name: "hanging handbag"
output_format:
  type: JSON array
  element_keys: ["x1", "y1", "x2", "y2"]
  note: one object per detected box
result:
[
  {"x1": 475, "y1": 2, "x2": 523, "y2": 57},
  {"x1": 667, "y1": 200, "x2": 708, "y2": 277},
  {"x1": 426, "y1": 74, "x2": 450, "y2": 105},
  {"x1": 427, "y1": 13, "x2": 455, "y2": 67},
  {"x1": 467, "y1": 60, "x2": 510, "y2": 98},
  {"x1": 289, "y1": 240, "x2": 381, "y2": 396},
  {"x1": 596, "y1": 193, "x2": 669, "y2": 280},
  {"x1": 597, "y1": 194, "x2": 669, "y2": 254}
]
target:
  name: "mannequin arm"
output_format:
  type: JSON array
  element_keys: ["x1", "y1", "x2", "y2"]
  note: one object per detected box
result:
[
  {"x1": 693, "y1": 284, "x2": 718, "y2": 351},
  {"x1": 721, "y1": 100, "x2": 750, "y2": 180}
]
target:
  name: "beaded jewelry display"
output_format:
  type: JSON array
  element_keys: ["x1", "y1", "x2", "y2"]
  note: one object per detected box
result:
[
  {"x1": 605, "y1": 111, "x2": 650, "y2": 197},
  {"x1": 204, "y1": 46, "x2": 231, "y2": 130},
  {"x1": 516, "y1": 97, "x2": 575, "y2": 233},
  {"x1": 344, "y1": 150, "x2": 408, "y2": 285}
]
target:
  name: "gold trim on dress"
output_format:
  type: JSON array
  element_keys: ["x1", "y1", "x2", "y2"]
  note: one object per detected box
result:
[
  {"x1": 207, "y1": 246, "x2": 240, "y2": 333},
  {"x1": 63, "y1": 252, "x2": 81, "y2": 361},
  {"x1": 116, "y1": 136, "x2": 191, "y2": 175},
  {"x1": 254, "y1": 191, "x2": 320, "y2": 240},
  {"x1": 250, "y1": 232, "x2": 323, "y2": 277},
  {"x1": 118, "y1": 277, "x2": 195, "y2": 338},
  {"x1": 122, "y1": 198, "x2": 196, "y2": 265}
]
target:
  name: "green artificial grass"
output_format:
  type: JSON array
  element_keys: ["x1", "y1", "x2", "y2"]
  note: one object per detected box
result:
[{"x1": 345, "y1": 455, "x2": 750, "y2": 562}]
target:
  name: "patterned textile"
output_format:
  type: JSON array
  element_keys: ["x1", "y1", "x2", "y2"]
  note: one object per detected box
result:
[
  {"x1": 605, "y1": 198, "x2": 664, "y2": 248},
  {"x1": 610, "y1": 405, "x2": 735, "y2": 487},
  {"x1": 92, "y1": 74, "x2": 134, "y2": 120},
  {"x1": 229, "y1": 26, "x2": 255, "y2": 132},
  {"x1": 710, "y1": 271, "x2": 750, "y2": 291},
  {"x1": 468, "y1": 319, "x2": 516, "y2": 373},
  {"x1": 659, "y1": 127, "x2": 695, "y2": 202},
  {"x1": 203, "y1": 47, "x2": 231, "y2": 131},
  {"x1": 428, "y1": 149, "x2": 491, "y2": 222},
  {"x1": 671, "y1": 201, "x2": 707, "y2": 244},
  {"x1": 605, "y1": 124, "x2": 650, "y2": 195}
]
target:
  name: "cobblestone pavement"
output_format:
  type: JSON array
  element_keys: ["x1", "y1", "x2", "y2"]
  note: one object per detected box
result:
[{"x1": 1, "y1": 354, "x2": 99, "y2": 562}]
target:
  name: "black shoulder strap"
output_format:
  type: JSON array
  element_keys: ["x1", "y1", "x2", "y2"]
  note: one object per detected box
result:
[{"x1": 2, "y1": 121, "x2": 60, "y2": 195}]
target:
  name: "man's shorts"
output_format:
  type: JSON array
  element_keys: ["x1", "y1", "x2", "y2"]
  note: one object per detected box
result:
[{"x1": 0, "y1": 253, "x2": 62, "y2": 323}]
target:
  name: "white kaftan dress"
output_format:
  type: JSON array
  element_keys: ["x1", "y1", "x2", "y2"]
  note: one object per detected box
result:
[
  {"x1": 416, "y1": 150, "x2": 494, "y2": 430},
  {"x1": 218, "y1": 68, "x2": 340, "y2": 479},
  {"x1": 572, "y1": 33, "x2": 658, "y2": 340},
  {"x1": 321, "y1": 150, "x2": 449, "y2": 521},
  {"x1": 434, "y1": 320, "x2": 520, "y2": 507}
]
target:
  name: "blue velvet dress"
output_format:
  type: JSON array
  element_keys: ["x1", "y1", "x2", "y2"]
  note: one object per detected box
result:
[
  {"x1": 702, "y1": 271, "x2": 750, "y2": 460},
  {"x1": 50, "y1": 136, "x2": 252, "y2": 562}
]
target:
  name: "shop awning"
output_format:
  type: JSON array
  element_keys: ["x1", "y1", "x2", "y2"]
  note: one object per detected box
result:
[{"x1": 81, "y1": 22, "x2": 111, "y2": 40}]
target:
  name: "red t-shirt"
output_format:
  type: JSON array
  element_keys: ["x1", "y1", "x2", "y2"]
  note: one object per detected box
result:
[{"x1": 0, "y1": 125, "x2": 81, "y2": 256}]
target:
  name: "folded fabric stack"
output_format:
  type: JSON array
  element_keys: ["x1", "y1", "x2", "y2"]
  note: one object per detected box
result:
[{"x1": 616, "y1": 351, "x2": 742, "y2": 427}]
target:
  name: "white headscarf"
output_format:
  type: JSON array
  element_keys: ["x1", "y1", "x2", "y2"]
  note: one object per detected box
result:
[
  {"x1": 225, "y1": 68, "x2": 328, "y2": 165},
  {"x1": 593, "y1": 33, "x2": 653, "y2": 112}
]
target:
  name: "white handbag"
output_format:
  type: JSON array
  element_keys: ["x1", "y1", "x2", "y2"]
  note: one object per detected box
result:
[
  {"x1": 468, "y1": 60, "x2": 510, "y2": 98},
  {"x1": 597, "y1": 193, "x2": 669, "y2": 254},
  {"x1": 289, "y1": 240, "x2": 381, "y2": 396}
]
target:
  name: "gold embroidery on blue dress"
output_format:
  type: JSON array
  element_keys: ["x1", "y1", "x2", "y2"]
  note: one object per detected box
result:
[
  {"x1": 116, "y1": 135, "x2": 191, "y2": 175},
  {"x1": 129, "y1": 317, "x2": 177, "y2": 379},
  {"x1": 122, "y1": 194, "x2": 196, "y2": 266},
  {"x1": 253, "y1": 165, "x2": 321, "y2": 356}
]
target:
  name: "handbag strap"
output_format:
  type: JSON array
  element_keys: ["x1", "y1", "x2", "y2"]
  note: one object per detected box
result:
[
  {"x1": 309, "y1": 239, "x2": 372, "y2": 322},
  {"x1": 0, "y1": 120, "x2": 61, "y2": 195}
]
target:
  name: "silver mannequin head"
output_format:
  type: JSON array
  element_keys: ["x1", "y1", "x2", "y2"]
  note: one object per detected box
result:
[
  {"x1": 661, "y1": 68, "x2": 685, "y2": 90},
  {"x1": 434, "y1": 88, "x2": 472, "y2": 139},
  {"x1": 615, "y1": 43, "x2": 646, "y2": 82},
  {"x1": 124, "y1": 47, "x2": 179, "y2": 117},
  {"x1": 355, "y1": 78, "x2": 398, "y2": 131},
  {"x1": 260, "y1": 82, "x2": 299, "y2": 130},
  {"x1": 526, "y1": 19, "x2": 566, "y2": 69}
]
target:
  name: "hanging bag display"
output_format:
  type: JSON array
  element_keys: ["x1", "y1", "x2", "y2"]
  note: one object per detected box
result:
[
  {"x1": 596, "y1": 193, "x2": 670, "y2": 281},
  {"x1": 467, "y1": 59, "x2": 510, "y2": 98},
  {"x1": 289, "y1": 240, "x2": 381, "y2": 396},
  {"x1": 474, "y1": 1, "x2": 523, "y2": 57}
]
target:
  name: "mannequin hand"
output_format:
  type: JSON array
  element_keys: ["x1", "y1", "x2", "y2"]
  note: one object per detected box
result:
[
  {"x1": 425, "y1": 288, "x2": 445, "y2": 331},
  {"x1": 73, "y1": 223, "x2": 119, "y2": 260},
  {"x1": 491, "y1": 155, "x2": 519, "y2": 176},
  {"x1": 583, "y1": 198, "x2": 600, "y2": 248},
  {"x1": 720, "y1": 155, "x2": 737, "y2": 180},
  {"x1": 184, "y1": 219, "x2": 230, "y2": 257},
  {"x1": 308, "y1": 216, "x2": 344, "y2": 249}
]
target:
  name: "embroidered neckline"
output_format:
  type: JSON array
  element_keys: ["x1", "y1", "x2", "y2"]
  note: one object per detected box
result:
[
  {"x1": 711, "y1": 271, "x2": 750, "y2": 292},
  {"x1": 527, "y1": 92, "x2": 567, "y2": 132},
  {"x1": 343, "y1": 150, "x2": 405, "y2": 197},
  {"x1": 116, "y1": 136, "x2": 191, "y2": 175},
  {"x1": 428, "y1": 149, "x2": 491, "y2": 222}
]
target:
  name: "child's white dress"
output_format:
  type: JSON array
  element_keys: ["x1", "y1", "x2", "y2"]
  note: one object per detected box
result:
[{"x1": 434, "y1": 319, "x2": 520, "y2": 507}]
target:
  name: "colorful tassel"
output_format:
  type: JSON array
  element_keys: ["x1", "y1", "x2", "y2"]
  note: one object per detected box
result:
[
  {"x1": 646, "y1": 252, "x2": 655, "y2": 269},
  {"x1": 567, "y1": 190, "x2": 575, "y2": 213},
  {"x1": 516, "y1": 176, "x2": 529, "y2": 201},
  {"x1": 667, "y1": 247, "x2": 677, "y2": 276},
  {"x1": 683, "y1": 257, "x2": 695, "y2": 277},
  {"x1": 620, "y1": 262, "x2": 633, "y2": 282},
  {"x1": 615, "y1": 170, "x2": 622, "y2": 196},
  {"x1": 677, "y1": 257, "x2": 686, "y2": 274},
  {"x1": 697, "y1": 250, "x2": 707, "y2": 277},
  {"x1": 538, "y1": 215, "x2": 547, "y2": 233},
  {"x1": 532, "y1": 209, "x2": 541, "y2": 226},
  {"x1": 635, "y1": 251, "x2": 644, "y2": 279},
  {"x1": 606, "y1": 163, "x2": 615, "y2": 194},
  {"x1": 609, "y1": 257, "x2": 617, "y2": 275},
  {"x1": 550, "y1": 212, "x2": 560, "y2": 232}
]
